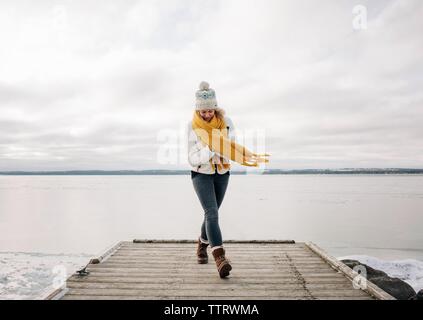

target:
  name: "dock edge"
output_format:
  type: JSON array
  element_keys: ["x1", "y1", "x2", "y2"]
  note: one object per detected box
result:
[
  {"x1": 305, "y1": 241, "x2": 396, "y2": 300},
  {"x1": 41, "y1": 241, "x2": 125, "y2": 300}
]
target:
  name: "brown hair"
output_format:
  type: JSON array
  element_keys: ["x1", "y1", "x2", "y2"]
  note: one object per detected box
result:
[{"x1": 196, "y1": 108, "x2": 226, "y2": 120}]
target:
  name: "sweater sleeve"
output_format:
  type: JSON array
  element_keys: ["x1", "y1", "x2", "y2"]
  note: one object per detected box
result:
[{"x1": 187, "y1": 123, "x2": 216, "y2": 167}]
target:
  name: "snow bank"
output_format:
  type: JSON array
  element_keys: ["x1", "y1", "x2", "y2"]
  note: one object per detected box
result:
[
  {"x1": 0, "y1": 252, "x2": 91, "y2": 300},
  {"x1": 338, "y1": 254, "x2": 423, "y2": 293}
]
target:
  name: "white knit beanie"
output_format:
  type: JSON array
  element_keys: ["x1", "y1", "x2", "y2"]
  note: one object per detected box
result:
[{"x1": 195, "y1": 81, "x2": 218, "y2": 110}]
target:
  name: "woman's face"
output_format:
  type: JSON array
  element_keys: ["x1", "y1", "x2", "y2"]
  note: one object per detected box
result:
[{"x1": 199, "y1": 109, "x2": 215, "y2": 122}]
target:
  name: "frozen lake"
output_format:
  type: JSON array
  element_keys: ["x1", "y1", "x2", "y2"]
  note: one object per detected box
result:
[
  {"x1": 1, "y1": 174, "x2": 422, "y2": 259},
  {"x1": 1, "y1": 174, "x2": 423, "y2": 299}
]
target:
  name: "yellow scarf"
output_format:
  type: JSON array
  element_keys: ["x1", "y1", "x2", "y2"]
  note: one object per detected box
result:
[{"x1": 192, "y1": 111, "x2": 270, "y2": 171}]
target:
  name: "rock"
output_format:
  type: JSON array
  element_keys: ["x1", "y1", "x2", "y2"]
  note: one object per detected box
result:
[
  {"x1": 341, "y1": 259, "x2": 416, "y2": 300},
  {"x1": 409, "y1": 289, "x2": 423, "y2": 300},
  {"x1": 370, "y1": 276, "x2": 416, "y2": 300},
  {"x1": 342, "y1": 259, "x2": 388, "y2": 278}
]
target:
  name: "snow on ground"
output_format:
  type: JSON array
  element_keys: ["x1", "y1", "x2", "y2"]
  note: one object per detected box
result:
[
  {"x1": 0, "y1": 252, "x2": 92, "y2": 300},
  {"x1": 338, "y1": 255, "x2": 423, "y2": 293}
]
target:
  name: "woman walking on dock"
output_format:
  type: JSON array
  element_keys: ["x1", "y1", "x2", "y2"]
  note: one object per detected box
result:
[{"x1": 187, "y1": 81, "x2": 269, "y2": 278}]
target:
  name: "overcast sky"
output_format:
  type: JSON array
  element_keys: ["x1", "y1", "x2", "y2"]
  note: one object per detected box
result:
[{"x1": 0, "y1": 0, "x2": 422, "y2": 171}]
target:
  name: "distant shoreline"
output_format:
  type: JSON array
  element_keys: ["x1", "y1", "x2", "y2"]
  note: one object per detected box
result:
[{"x1": 1, "y1": 168, "x2": 423, "y2": 175}]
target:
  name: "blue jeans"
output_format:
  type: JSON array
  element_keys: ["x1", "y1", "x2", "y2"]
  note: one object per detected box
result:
[{"x1": 191, "y1": 170, "x2": 230, "y2": 248}]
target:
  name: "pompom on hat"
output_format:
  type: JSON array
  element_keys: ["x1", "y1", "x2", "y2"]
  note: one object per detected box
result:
[{"x1": 195, "y1": 81, "x2": 219, "y2": 111}]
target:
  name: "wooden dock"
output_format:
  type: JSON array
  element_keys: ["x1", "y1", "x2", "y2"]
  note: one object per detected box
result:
[{"x1": 45, "y1": 240, "x2": 395, "y2": 300}]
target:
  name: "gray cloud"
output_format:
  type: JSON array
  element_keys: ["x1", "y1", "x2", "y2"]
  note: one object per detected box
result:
[{"x1": 0, "y1": 0, "x2": 422, "y2": 170}]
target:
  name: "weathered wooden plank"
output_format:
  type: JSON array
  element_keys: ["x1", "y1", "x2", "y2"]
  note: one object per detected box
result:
[
  {"x1": 117, "y1": 251, "x2": 313, "y2": 256},
  {"x1": 110, "y1": 252, "x2": 318, "y2": 257},
  {"x1": 104, "y1": 259, "x2": 328, "y2": 265},
  {"x1": 82, "y1": 271, "x2": 344, "y2": 278},
  {"x1": 117, "y1": 246, "x2": 308, "y2": 250},
  {"x1": 65, "y1": 288, "x2": 370, "y2": 297},
  {"x1": 109, "y1": 254, "x2": 319, "y2": 260},
  {"x1": 86, "y1": 267, "x2": 336, "y2": 274},
  {"x1": 80, "y1": 275, "x2": 347, "y2": 284},
  {"x1": 85, "y1": 266, "x2": 338, "y2": 274},
  {"x1": 122, "y1": 241, "x2": 307, "y2": 249},
  {"x1": 113, "y1": 260, "x2": 317, "y2": 267},
  {"x1": 83, "y1": 270, "x2": 336, "y2": 276},
  {"x1": 107, "y1": 256, "x2": 323, "y2": 261},
  {"x1": 116, "y1": 251, "x2": 315, "y2": 256},
  {"x1": 315, "y1": 296, "x2": 374, "y2": 300},
  {"x1": 122, "y1": 242, "x2": 307, "y2": 249},
  {"x1": 61, "y1": 295, "x2": 372, "y2": 300},
  {"x1": 94, "y1": 261, "x2": 334, "y2": 267},
  {"x1": 114, "y1": 254, "x2": 316, "y2": 259},
  {"x1": 70, "y1": 273, "x2": 348, "y2": 281},
  {"x1": 117, "y1": 246, "x2": 312, "y2": 250},
  {"x1": 90, "y1": 259, "x2": 334, "y2": 267},
  {"x1": 119, "y1": 247, "x2": 309, "y2": 251},
  {"x1": 114, "y1": 252, "x2": 318, "y2": 257},
  {"x1": 132, "y1": 240, "x2": 297, "y2": 244},
  {"x1": 128, "y1": 240, "x2": 300, "y2": 244},
  {"x1": 99, "y1": 263, "x2": 331, "y2": 269},
  {"x1": 113, "y1": 253, "x2": 317, "y2": 257},
  {"x1": 107, "y1": 254, "x2": 325, "y2": 260},
  {"x1": 67, "y1": 276, "x2": 352, "y2": 285},
  {"x1": 64, "y1": 287, "x2": 371, "y2": 299},
  {"x1": 62, "y1": 295, "x2": 310, "y2": 300},
  {"x1": 65, "y1": 282, "x2": 363, "y2": 292}
]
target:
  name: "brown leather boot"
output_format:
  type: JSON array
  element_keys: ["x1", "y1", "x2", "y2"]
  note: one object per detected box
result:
[
  {"x1": 212, "y1": 247, "x2": 232, "y2": 278},
  {"x1": 196, "y1": 238, "x2": 209, "y2": 264}
]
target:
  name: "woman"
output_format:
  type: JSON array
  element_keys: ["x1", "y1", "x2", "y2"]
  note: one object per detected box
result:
[{"x1": 187, "y1": 81, "x2": 269, "y2": 278}]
